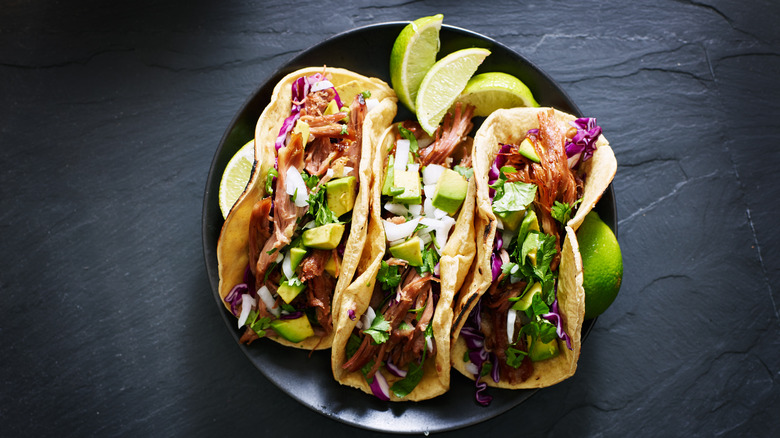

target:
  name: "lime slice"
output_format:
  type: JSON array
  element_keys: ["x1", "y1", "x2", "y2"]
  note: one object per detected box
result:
[
  {"x1": 455, "y1": 72, "x2": 539, "y2": 117},
  {"x1": 389, "y1": 14, "x2": 443, "y2": 112},
  {"x1": 219, "y1": 139, "x2": 255, "y2": 219},
  {"x1": 577, "y1": 212, "x2": 623, "y2": 320},
  {"x1": 415, "y1": 47, "x2": 491, "y2": 135}
]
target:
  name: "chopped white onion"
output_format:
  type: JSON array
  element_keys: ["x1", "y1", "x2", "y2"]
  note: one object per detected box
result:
[
  {"x1": 366, "y1": 97, "x2": 379, "y2": 112},
  {"x1": 419, "y1": 238, "x2": 425, "y2": 251},
  {"x1": 326, "y1": 168, "x2": 334, "y2": 178},
  {"x1": 275, "y1": 252, "x2": 284, "y2": 264},
  {"x1": 237, "y1": 294, "x2": 256, "y2": 328},
  {"x1": 465, "y1": 362, "x2": 479, "y2": 376},
  {"x1": 502, "y1": 228, "x2": 515, "y2": 250},
  {"x1": 426, "y1": 335, "x2": 434, "y2": 353},
  {"x1": 388, "y1": 238, "x2": 406, "y2": 248},
  {"x1": 303, "y1": 220, "x2": 316, "y2": 229},
  {"x1": 408, "y1": 204, "x2": 422, "y2": 217},
  {"x1": 433, "y1": 207, "x2": 449, "y2": 220},
  {"x1": 285, "y1": 167, "x2": 309, "y2": 207},
  {"x1": 417, "y1": 136, "x2": 433, "y2": 149},
  {"x1": 419, "y1": 232, "x2": 433, "y2": 244},
  {"x1": 384, "y1": 203, "x2": 409, "y2": 217},
  {"x1": 495, "y1": 217, "x2": 504, "y2": 230},
  {"x1": 507, "y1": 310, "x2": 517, "y2": 344},
  {"x1": 422, "y1": 164, "x2": 445, "y2": 185},
  {"x1": 257, "y1": 286, "x2": 280, "y2": 317},
  {"x1": 395, "y1": 139, "x2": 410, "y2": 172},
  {"x1": 383, "y1": 217, "x2": 421, "y2": 242},
  {"x1": 344, "y1": 166, "x2": 354, "y2": 175},
  {"x1": 435, "y1": 216, "x2": 456, "y2": 253},
  {"x1": 424, "y1": 198, "x2": 436, "y2": 218},
  {"x1": 282, "y1": 251, "x2": 294, "y2": 280},
  {"x1": 423, "y1": 184, "x2": 436, "y2": 200},
  {"x1": 419, "y1": 217, "x2": 440, "y2": 234},
  {"x1": 361, "y1": 306, "x2": 377, "y2": 331},
  {"x1": 310, "y1": 80, "x2": 334, "y2": 92},
  {"x1": 407, "y1": 163, "x2": 420, "y2": 175}
]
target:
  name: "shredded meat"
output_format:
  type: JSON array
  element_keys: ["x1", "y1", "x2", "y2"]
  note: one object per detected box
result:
[
  {"x1": 253, "y1": 132, "x2": 306, "y2": 285},
  {"x1": 482, "y1": 279, "x2": 533, "y2": 384},
  {"x1": 307, "y1": 273, "x2": 335, "y2": 334},
  {"x1": 300, "y1": 89, "x2": 335, "y2": 117},
  {"x1": 299, "y1": 249, "x2": 330, "y2": 283},
  {"x1": 505, "y1": 109, "x2": 582, "y2": 254},
  {"x1": 419, "y1": 103, "x2": 475, "y2": 166},
  {"x1": 342, "y1": 270, "x2": 438, "y2": 376}
]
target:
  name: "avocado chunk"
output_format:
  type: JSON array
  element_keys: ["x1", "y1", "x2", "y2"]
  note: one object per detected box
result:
[
  {"x1": 518, "y1": 138, "x2": 540, "y2": 163},
  {"x1": 392, "y1": 167, "x2": 422, "y2": 205},
  {"x1": 289, "y1": 247, "x2": 307, "y2": 272},
  {"x1": 326, "y1": 176, "x2": 357, "y2": 217},
  {"x1": 324, "y1": 255, "x2": 340, "y2": 278},
  {"x1": 496, "y1": 209, "x2": 525, "y2": 231},
  {"x1": 519, "y1": 209, "x2": 540, "y2": 236},
  {"x1": 302, "y1": 223, "x2": 345, "y2": 250},
  {"x1": 431, "y1": 168, "x2": 468, "y2": 215},
  {"x1": 277, "y1": 279, "x2": 306, "y2": 304},
  {"x1": 512, "y1": 282, "x2": 542, "y2": 312},
  {"x1": 389, "y1": 236, "x2": 423, "y2": 266},
  {"x1": 527, "y1": 333, "x2": 560, "y2": 361},
  {"x1": 270, "y1": 315, "x2": 315, "y2": 343},
  {"x1": 381, "y1": 156, "x2": 395, "y2": 196}
]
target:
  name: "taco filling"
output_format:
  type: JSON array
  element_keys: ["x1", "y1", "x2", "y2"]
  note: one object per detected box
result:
[
  {"x1": 224, "y1": 72, "x2": 381, "y2": 346},
  {"x1": 460, "y1": 110, "x2": 602, "y2": 405},
  {"x1": 341, "y1": 104, "x2": 475, "y2": 400}
]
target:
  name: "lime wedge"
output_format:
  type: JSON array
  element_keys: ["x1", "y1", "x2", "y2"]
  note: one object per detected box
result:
[
  {"x1": 455, "y1": 72, "x2": 539, "y2": 117},
  {"x1": 219, "y1": 139, "x2": 254, "y2": 219},
  {"x1": 389, "y1": 14, "x2": 443, "y2": 112},
  {"x1": 415, "y1": 47, "x2": 491, "y2": 135}
]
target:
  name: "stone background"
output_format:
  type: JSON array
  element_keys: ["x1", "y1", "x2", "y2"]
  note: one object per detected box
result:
[{"x1": 2, "y1": 0, "x2": 778, "y2": 436}]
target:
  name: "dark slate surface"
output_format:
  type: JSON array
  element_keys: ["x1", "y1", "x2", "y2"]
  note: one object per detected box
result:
[{"x1": 1, "y1": 0, "x2": 778, "y2": 436}]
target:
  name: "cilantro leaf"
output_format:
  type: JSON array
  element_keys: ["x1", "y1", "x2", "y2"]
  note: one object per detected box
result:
[
  {"x1": 418, "y1": 243, "x2": 440, "y2": 276},
  {"x1": 492, "y1": 181, "x2": 536, "y2": 214},
  {"x1": 265, "y1": 168, "x2": 278, "y2": 195},
  {"x1": 363, "y1": 315, "x2": 392, "y2": 344},
  {"x1": 398, "y1": 125, "x2": 419, "y2": 155},
  {"x1": 551, "y1": 199, "x2": 582, "y2": 225},
  {"x1": 378, "y1": 261, "x2": 402, "y2": 291},
  {"x1": 506, "y1": 347, "x2": 527, "y2": 369},
  {"x1": 454, "y1": 165, "x2": 474, "y2": 180},
  {"x1": 306, "y1": 185, "x2": 339, "y2": 226}
]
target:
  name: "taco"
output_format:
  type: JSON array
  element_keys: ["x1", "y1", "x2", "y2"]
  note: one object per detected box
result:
[
  {"x1": 217, "y1": 67, "x2": 397, "y2": 350},
  {"x1": 331, "y1": 103, "x2": 478, "y2": 401},
  {"x1": 451, "y1": 107, "x2": 616, "y2": 404}
]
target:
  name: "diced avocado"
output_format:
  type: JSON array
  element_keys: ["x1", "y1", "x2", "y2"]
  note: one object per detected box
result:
[
  {"x1": 518, "y1": 138, "x2": 540, "y2": 163},
  {"x1": 324, "y1": 255, "x2": 340, "y2": 278},
  {"x1": 326, "y1": 176, "x2": 357, "y2": 217},
  {"x1": 323, "y1": 99, "x2": 340, "y2": 116},
  {"x1": 270, "y1": 315, "x2": 315, "y2": 343},
  {"x1": 293, "y1": 120, "x2": 310, "y2": 144},
  {"x1": 389, "y1": 236, "x2": 423, "y2": 266},
  {"x1": 431, "y1": 169, "x2": 468, "y2": 215},
  {"x1": 289, "y1": 247, "x2": 307, "y2": 272},
  {"x1": 302, "y1": 223, "x2": 345, "y2": 249},
  {"x1": 381, "y1": 156, "x2": 395, "y2": 196},
  {"x1": 392, "y1": 167, "x2": 421, "y2": 204},
  {"x1": 527, "y1": 247, "x2": 538, "y2": 266},
  {"x1": 527, "y1": 334, "x2": 560, "y2": 362},
  {"x1": 277, "y1": 279, "x2": 306, "y2": 303},
  {"x1": 496, "y1": 209, "x2": 525, "y2": 231},
  {"x1": 512, "y1": 282, "x2": 542, "y2": 312},
  {"x1": 519, "y1": 209, "x2": 540, "y2": 236}
]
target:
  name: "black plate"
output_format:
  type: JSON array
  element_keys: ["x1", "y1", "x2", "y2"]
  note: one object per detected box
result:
[{"x1": 202, "y1": 22, "x2": 616, "y2": 434}]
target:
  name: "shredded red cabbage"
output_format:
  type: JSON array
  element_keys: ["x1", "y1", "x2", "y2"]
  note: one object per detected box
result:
[
  {"x1": 225, "y1": 283, "x2": 248, "y2": 316},
  {"x1": 541, "y1": 298, "x2": 572, "y2": 350},
  {"x1": 348, "y1": 309, "x2": 356, "y2": 321},
  {"x1": 565, "y1": 117, "x2": 601, "y2": 169},
  {"x1": 369, "y1": 372, "x2": 391, "y2": 401},
  {"x1": 279, "y1": 311, "x2": 304, "y2": 320}
]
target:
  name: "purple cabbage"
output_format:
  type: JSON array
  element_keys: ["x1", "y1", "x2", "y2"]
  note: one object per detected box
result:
[
  {"x1": 541, "y1": 298, "x2": 573, "y2": 350},
  {"x1": 225, "y1": 283, "x2": 248, "y2": 317},
  {"x1": 280, "y1": 311, "x2": 304, "y2": 320},
  {"x1": 348, "y1": 309, "x2": 356, "y2": 321},
  {"x1": 490, "y1": 251, "x2": 502, "y2": 282},
  {"x1": 565, "y1": 117, "x2": 602, "y2": 169}
]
